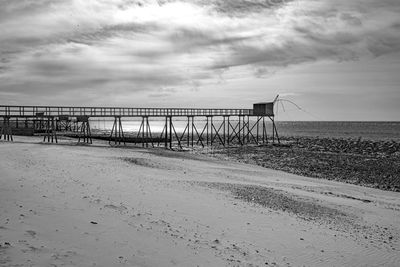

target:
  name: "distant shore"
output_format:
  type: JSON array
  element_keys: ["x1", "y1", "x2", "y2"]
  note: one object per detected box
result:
[{"x1": 202, "y1": 135, "x2": 400, "y2": 192}]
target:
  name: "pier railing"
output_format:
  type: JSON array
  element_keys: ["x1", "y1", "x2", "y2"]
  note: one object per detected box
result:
[{"x1": 0, "y1": 105, "x2": 253, "y2": 117}]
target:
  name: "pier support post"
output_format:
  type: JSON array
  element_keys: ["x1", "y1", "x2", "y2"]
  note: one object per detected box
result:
[
  {"x1": 137, "y1": 116, "x2": 154, "y2": 148},
  {"x1": 43, "y1": 117, "x2": 58, "y2": 143},
  {"x1": 77, "y1": 116, "x2": 92, "y2": 144},
  {"x1": 270, "y1": 116, "x2": 280, "y2": 144},
  {"x1": 187, "y1": 116, "x2": 190, "y2": 147},
  {"x1": 256, "y1": 116, "x2": 259, "y2": 144},
  {"x1": 0, "y1": 116, "x2": 13, "y2": 141},
  {"x1": 226, "y1": 116, "x2": 230, "y2": 146},
  {"x1": 262, "y1": 117, "x2": 267, "y2": 144},
  {"x1": 109, "y1": 116, "x2": 125, "y2": 146},
  {"x1": 169, "y1": 116, "x2": 172, "y2": 149},
  {"x1": 145, "y1": 116, "x2": 154, "y2": 148},
  {"x1": 210, "y1": 116, "x2": 214, "y2": 146},
  {"x1": 210, "y1": 117, "x2": 225, "y2": 147},
  {"x1": 164, "y1": 116, "x2": 168, "y2": 148},
  {"x1": 238, "y1": 116, "x2": 241, "y2": 145},
  {"x1": 206, "y1": 116, "x2": 210, "y2": 146},
  {"x1": 180, "y1": 116, "x2": 196, "y2": 148}
]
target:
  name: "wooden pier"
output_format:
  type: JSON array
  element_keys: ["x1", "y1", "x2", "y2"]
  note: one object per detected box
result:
[{"x1": 0, "y1": 104, "x2": 280, "y2": 148}]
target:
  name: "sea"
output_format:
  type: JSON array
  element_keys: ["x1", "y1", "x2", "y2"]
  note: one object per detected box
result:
[
  {"x1": 90, "y1": 119, "x2": 400, "y2": 142},
  {"x1": 274, "y1": 121, "x2": 400, "y2": 141}
]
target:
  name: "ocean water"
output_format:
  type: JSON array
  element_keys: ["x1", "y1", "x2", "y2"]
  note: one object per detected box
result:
[{"x1": 275, "y1": 121, "x2": 400, "y2": 141}]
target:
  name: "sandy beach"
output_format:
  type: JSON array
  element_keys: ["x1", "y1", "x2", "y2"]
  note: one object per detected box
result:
[{"x1": 1, "y1": 137, "x2": 400, "y2": 266}]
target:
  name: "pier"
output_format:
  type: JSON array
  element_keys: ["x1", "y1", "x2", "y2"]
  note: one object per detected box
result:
[{"x1": 0, "y1": 103, "x2": 280, "y2": 148}]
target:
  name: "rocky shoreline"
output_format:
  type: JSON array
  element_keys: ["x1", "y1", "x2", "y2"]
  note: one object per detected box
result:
[{"x1": 203, "y1": 136, "x2": 400, "y2": 192}]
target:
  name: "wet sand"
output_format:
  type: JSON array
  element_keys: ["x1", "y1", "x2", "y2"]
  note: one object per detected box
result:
[{"x1": 1, "y1": 136, "x2": 399, "y2": 266}]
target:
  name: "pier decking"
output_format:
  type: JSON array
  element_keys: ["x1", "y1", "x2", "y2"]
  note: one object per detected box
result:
[{"x1": 0, "y1": 105, "x2": 253, "y2": 117}]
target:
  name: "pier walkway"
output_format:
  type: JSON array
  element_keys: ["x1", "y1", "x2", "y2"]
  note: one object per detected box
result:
[{"x1": 0, "y1": 105, "x2": 252, "y2": 117}]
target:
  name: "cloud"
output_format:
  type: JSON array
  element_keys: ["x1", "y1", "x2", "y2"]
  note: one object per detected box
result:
[
  {"x1": 148, "y1": 86, "x2": 177, "y2": 98},
  {"x1": 0, "y1": 0, "x2": 399, "y2": 103},
  {"x1": 209, "y1": 0, "x2": 400, "y2": 72}
]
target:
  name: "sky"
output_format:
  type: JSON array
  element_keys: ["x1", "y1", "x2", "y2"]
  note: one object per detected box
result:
[{"x1": 0, "y1": 0, "x2": 399, "y2": 121}]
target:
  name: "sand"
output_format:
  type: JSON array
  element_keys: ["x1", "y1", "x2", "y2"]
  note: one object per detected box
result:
[{"x1": 1, "y1": 136, "x2": 399, "y2": 266}]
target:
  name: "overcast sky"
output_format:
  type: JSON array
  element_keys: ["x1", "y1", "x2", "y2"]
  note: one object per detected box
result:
[{"x1": 1, "y1": 0, "x2": 399, "y2": 120}]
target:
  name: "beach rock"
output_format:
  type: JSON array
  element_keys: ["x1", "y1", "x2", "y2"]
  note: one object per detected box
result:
[{"x1": 207, "y1": 136, "x2": 400, "y2": 192}]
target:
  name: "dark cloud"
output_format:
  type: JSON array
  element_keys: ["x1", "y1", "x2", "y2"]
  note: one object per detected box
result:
[
  {"x1": 186, "y1": 0, "x2": 294, "y2": 16},
  {"x1": 167, "y1": 27, "x2": 254, "y2": 53},
  {"x1": 340, "y1": 13, "x2": 362, "y2": 26},
  {"x1": 0, "y1": 0, "x2": 64, "y2": 22}
]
